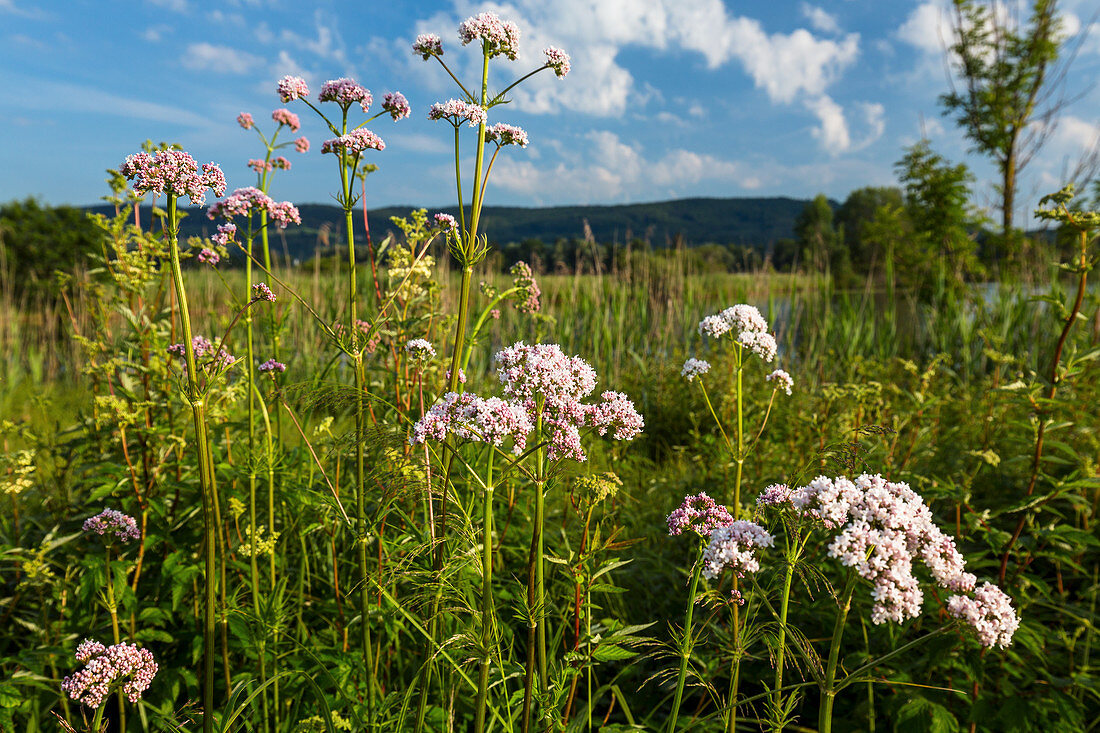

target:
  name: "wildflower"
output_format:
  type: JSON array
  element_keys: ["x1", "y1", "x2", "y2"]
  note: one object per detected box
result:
[
  {"x1": 544, "y1": 46, "x2": 571, "y2": 77},
  {"x1": 737, "y1": 330, "x2": 777, "y2": 362},
  {"x1": 241, "y1": 525, "x2": 279, "y2": 557},
  {"x1": 167, "y1": 336, "x2": 236, "y2": 370},
  {"x1": 697, "y1": 304, "x2": 776, "y2": 362},
  {"x1": 405, "y1": 338, "x2": 436, "y2": 361},
  {"x1": 445, "y1": 368, "x2": 467, "y2": 385},
  {"x1": 428, "y1": 99, "x2": 487, "y2": 128},
  {"x1": 667, "y1": 492, "x2": 734, "y2": 537},
  {"x1": 701, "y1": 520, "x2": 775, "y2": 580},
  {"x1": 413, "y1": 33, "x2": 443, "y2": 59},
  {"x1": 207, "y1": 187, "x2": 300, "y2": 228},
  {"x1": 295, "y1": 136, "x2": 310, "y2": 153},
  {"x1": 762, "y1": 474, "x2": 995, "y2": 625},
  {"x1": 681, "y1": 358, "x2": 710, "y2": 382},
  {"x1": 491, "y1": 309, "x2": 501, "y2": 319},
  {"x1": 434, "y1": 212, "x2": 458, "y2": 233},
  {"x1": 573, "y1": 472, "x2": 623, "y2": 504},
  {"x1": 272, "y1": 156, "x2": 291, "y2": 170},
  {"x1": 237, "y1": 112, "x2": 254, "y2": 129},
  {"x1": 277, "y1": 75, "x2": 310, "y2": 102},
  {"x1": 248, "y1": 158, "x2": 273, "y2": 173},
  {"x1": 458, "y1": 11, "x2": 520, "y2": 60},
  {"x1": 485, "y1": 123, "x2": 529, "y2": 147},
  {"x1": 411, "y1": 392, "x2": 532, "y2": 452},
  {"x1": 509, "y1": 261, "x2": 541, "y2": 313},
  {"x1": 197, "y1": 248, "x2": 220, "y2": 266},
  {"x1": 2, "y1": 449, "x2": 35, "y2": 496},
  {"x1": 252, "y1": 282, "x2": 276, "y2": 302},
  {"x1": 120, "y1": 150, "x2": 226, "y2": 205},
  {"x1": 258, "y1": 358, "x2": 286, "y2": 374},
  {"x1": 211, "y1": 222, "x2": 236, "y2": 247},
  {"x1": 271, "y1": 107, "x2": 301, "y2": 131},
  {"x1": 382, "y1": 92, "x2": 411, "y2": 121},
  {"x1": 319, "y1": 77, "x2": 372, "y2": 112},
  {"x1": 268, "y1": 200, "x2": 301, "y2": 227},
  {"x1": 587, "y1": 390, "x2": 644, "y2": 441},
  {"x1": 766, "y1": 368, "x2": 793, "y2": 395},
  {"x1": 321, "y1": 129, "x2": 385, "y2": 155},
  {"x1": 62, "y1": 640, "x2": 158, "y2": 709},
  {"x1": 83, "y1": 509, "x2": 140, "y2": 543},
  {"x1": 698, "y1": 315, "x2": 730, "y2": 339},
  {"x1": 947, "y1": 582, "x2": 1020, "y2": 648}
]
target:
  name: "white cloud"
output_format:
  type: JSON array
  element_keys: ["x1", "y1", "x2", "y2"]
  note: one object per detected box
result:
[
  {"x1": 275, "y1": 10, "x2": 351, "y2": 68},
  {"x1": 806, "y1": 95, "x2": 850, "y2": 152},
  {"x1": 800, "y1": 3, "x2": 841, "y2": 35},
  {"x1": 0, "y1": 0, "x2": 50, "y2": 19},
  {"x1": 897, "y1": 2, "x2": 951, "y2": 56},
  {"x1": 400, "y1": 0, "x2": 859, "y2": 118},
  {"x1": 490, "y1": 130, "x2": 763, "y2": 203},
  {"x1": 9, "y1": 77, "x2": 213, "y2": 128},
  {"x1": 140, "y1": 24, "x2": 172, "y2": 42},
  {"x1": 182, "y1": 43, "x2": 264, "y2": 74},
  {"x1": 147, "y1": 0, "x2": 187, "y2": 12}
]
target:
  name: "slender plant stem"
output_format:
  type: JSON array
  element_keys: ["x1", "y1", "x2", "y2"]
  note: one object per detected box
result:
[
  {"x1": 820, "y1": 570, "x2": 859, "y2": 733},
  {"x1": 772, "y1": 536, "x2": 797, "y2": 732},
  {"x1": 165, "y1": 194, "x2": 218, "y2": 733},
  {"x1": 667, "y1": 546, "x2": 705, "y2": 733},
  {"x1": 104, "y1": 547, "x2": 125, "y2": 732},
  {"x1": 475, "y1": 452, "x2": 495, "y2": 732}
]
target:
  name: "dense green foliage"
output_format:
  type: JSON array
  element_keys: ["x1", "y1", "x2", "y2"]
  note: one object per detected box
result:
[{"x1": 0, "y1": 198, "x2": 104, "y2": 298}]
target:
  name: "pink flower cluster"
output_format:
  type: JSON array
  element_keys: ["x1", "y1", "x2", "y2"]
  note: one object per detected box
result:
[
  {"x1": 167, "y1": 336, "x2": 236, "y2": 370},
  {"x1": 82, "y1": 509, "x2": 140, "y2": 542},
  {"x1": 428, "y1": 99, "x2": 487, "y2": 128},
  {"x1": 697, "y1": 304, "x2": 777, "y2": 362},
  {"x1": 62, "y1": 640, "x2": 157, "y2": 709},
  {"x1": 249, "y1": 158, "x2": 273, "y2": 173},
  {"x1": 237, "y1": 112, "x2": 254, "y2": 130},
  {"x1": 258, "y1": 358, "x2": 286, "y2": 374},
  {"x1": 702, "y1": 520, "x2": 775, "y2": 581},
  {"x1": 321, "y1": 129, "x2": 385, "y2": 155},
  {"x1": 459, "y1": 11, "x2": 520, "y2": 60},
  {"x1": 319, "y1": 78, "x2": 372, "y2": 112},
  {"x1": 766, "y1": 368, "x2": 793, "y2": 395},
  {"x1": 272, "y1": 156, "x2": 291, "y2": 170},
  {"x1": 413, "y1": 33, "x2": 443, "y2": 59},
  {"x1": 277, "y1": 75, "x2": 309, "y2": 102},
  {"x1": 758, "y1": 474, "x2": 1018, "y2": 641},
  {"x1": 681, "y1": 358, "x2": 711, "y2": 382},
  {"x1": 211, "y1": 222, "x2": 236, "y2": 247},
  {"x1": 509, "y1": 261, "x2": 541, "y2": 313},
  {"x1": 411, "y1": 392, "x2": 533, "y2": 452},
  {"x1": 496, "y1": 342, "x2": 643, "y2": 461},
  {"x1": 252, "y1": 282, "x2": 276, "y2": 302},
  {"x1": 543, "y1": 46, "x2": 571, "y2": 77},
  {"x1": 120, "y1": 150, "x2": 226, "y2": 205},
  {"x1": 405, "y1": 338, "x2": 436, "y2": 361},
  {"x1": 272, "y1": 107, "x2": 300, "y2": 132},
  {"x1": 434, "y1": 212, "x2": 458, "y2": 233},
  {"x1": 412, "y1": 342, "x2": 643, "y2": 462},
  {"x1": 294, "y1": 136, "x2": 310, "y2": 153},
  {"x1": 946, "y1": 582, "x2": 1020, "y2": 649},
  {"x1": 207, "y1": 187, "x2": 301, "y2": 228},
  {"x1": 486, "y1": 123, "x2": 529, "y2": 147},
  {"x1": 383, "y1": 92, "x2": 411, "y2": 120},
  {"x1": 197, "y1": 248, "x2": 220, "y2": 266},
  {"x1": 667, "y1": 492, "x2": 734, "y2": 537}
]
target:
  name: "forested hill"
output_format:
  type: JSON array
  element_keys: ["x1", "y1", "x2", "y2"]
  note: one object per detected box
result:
[{"x1": 84, "y1": 196, "x2": 817, "y2": 260}]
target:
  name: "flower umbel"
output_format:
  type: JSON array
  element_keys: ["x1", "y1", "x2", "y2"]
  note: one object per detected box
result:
[{"x1": 62, "y1": 640, "x2": 158, "y2": 709}]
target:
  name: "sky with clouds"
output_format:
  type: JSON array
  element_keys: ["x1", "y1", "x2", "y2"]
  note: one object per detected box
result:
[{"x1": 2, "y1": 0, "x2": 1099, "y2": 224}]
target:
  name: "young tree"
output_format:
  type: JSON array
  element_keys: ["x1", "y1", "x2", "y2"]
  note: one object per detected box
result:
[{"x1": 940, "y1": 0, "x2": 1067, "y2": 267}]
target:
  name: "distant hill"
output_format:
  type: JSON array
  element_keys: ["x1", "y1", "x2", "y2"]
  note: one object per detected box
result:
[{"x1": 84, "y1": 196, "x2": 818, "y2": 262}]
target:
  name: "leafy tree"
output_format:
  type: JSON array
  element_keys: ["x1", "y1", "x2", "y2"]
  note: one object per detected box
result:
[
  {"x1": 896, "y1": 140, "x2": 984, "y2": 290},
  {"x1": 794, "y1": 194, "x2": 837, "y2": 274},
  {"x1": 835, "y1": 186, "x2": 905, "y2": 276},
  {"x1": 940, "y1": 0, "x2": 1066, "y2": 266},
  {"x1": 0, "y1": 197, "x2": 104, "y2": 298}
]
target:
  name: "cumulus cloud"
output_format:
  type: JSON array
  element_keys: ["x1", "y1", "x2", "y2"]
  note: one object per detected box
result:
[
  {"x1": 490, "y1": 130, "x2": 763, "y2": 203},
  {"x1": 800, "y1": 3, "x2": 841, "y2": 35},
  {"x1": 182, "y1": 42, "x2": 263, "y2": 74},
  {"x1": 805, "y1": 97, "x2": 887, "y2": 155},
  {"x1": 147, "y1": 0, "x2": 187, "y2": 12},
  {"x1": 897, "y1": 2, "x2": 951, "y2": 56}
]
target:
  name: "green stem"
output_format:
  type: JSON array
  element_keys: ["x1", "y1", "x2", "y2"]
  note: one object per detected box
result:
[
  {"x1": 820, "y1": 570, "x2": 859, "y2": 733},
  {"x1": 104, "y1": 548, "x2": 125, "y2": 732},
  {"x1": 667, "y1": 546, "x2": 705, "y2": 733},
  {"x1": 91, "y1": 702, "x2": 106, "y2": 733},
  {"x1": 475, "y1": 452, "x2": 495, "y2": 732},
  {"x1": 726, "y1": 598, "x2": 740, "y2": 733},
  {"x1": 734, "y1": 345, "x2": 744, "y2": 516},
  {"x1": 165, "y1": 194, "x2": 217, "y2": 733},
  {"x1": 772, "y1": 539, "x2": 796, "y2": 732}
]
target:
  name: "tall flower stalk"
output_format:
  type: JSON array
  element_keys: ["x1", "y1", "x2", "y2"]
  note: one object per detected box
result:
[
  {"x1": 412, "y1": 15, "x2": 571, "y2": 729},
  {"x1": 277, "y1": 73, "x2": 407, "y2": 723},
  {"x1": 121, "y1": 148, "x2": 226, "y2": 732}
]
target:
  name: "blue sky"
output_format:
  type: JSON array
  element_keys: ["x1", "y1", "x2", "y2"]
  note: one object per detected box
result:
[{"x1": 3, "y1": 0, "x2": 1099, "y2": 225}]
